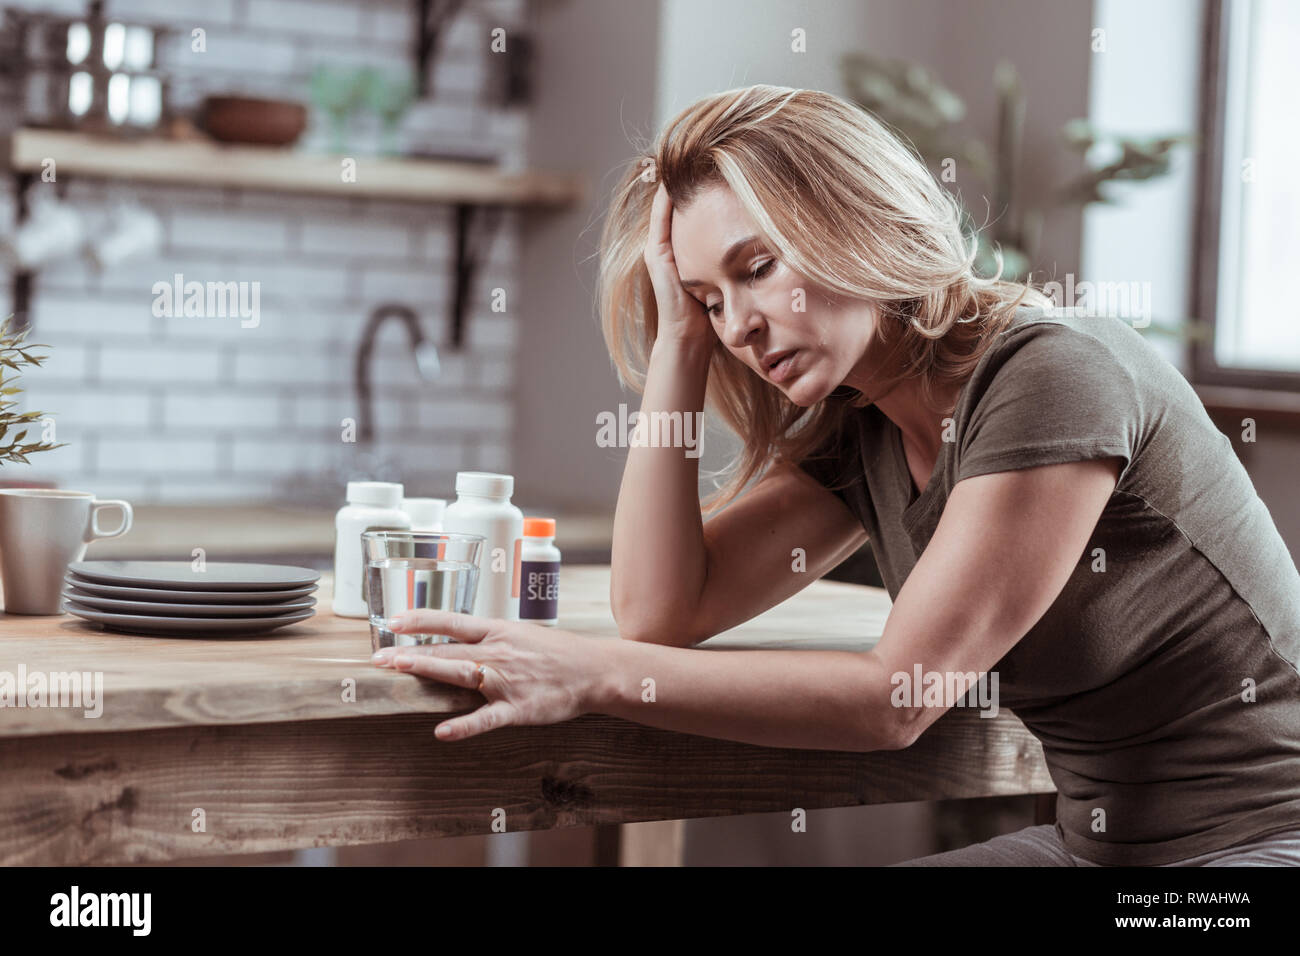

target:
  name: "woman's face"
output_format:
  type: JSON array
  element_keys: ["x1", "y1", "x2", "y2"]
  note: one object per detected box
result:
[{"x1": 671, "y1": 183, "x2": 878, "y2": 407}]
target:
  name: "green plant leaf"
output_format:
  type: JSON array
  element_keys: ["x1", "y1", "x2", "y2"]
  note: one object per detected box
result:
[{"x1": 0, "y1": 314, "x2": 66, "y2": 467}]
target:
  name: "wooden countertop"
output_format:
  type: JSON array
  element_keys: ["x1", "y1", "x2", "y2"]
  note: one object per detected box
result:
[
  {"x1": 0, "y1": 566, "x2": 890, "y2": 737},
  {"x1": 0, "y1": 566, "x2": 1053, "y2": 864}
]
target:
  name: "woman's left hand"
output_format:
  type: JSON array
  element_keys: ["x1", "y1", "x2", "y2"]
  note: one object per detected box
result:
[{"x1": 370, "y1": 611, "x2": 614, "y2": 742}]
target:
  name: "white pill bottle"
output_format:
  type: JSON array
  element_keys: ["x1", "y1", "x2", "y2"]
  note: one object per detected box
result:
[
  {"x1": 401, "y1": 497, "x2": 446, "y2": 531},
  {"x1": 333, "y1": 481, "x2": 411, "y2": 618},
  {"x1": 441, "y1": 472, "x2": 523, "y2": 620}
]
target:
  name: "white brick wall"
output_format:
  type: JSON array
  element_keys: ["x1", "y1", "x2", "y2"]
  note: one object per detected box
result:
[
  {"x1": 168, "y1": 208, "x2": 292, "y2": 255},
  {"x1": 4, "y1": 0, "x2": 524, "y2": 506},
  {"x1": 98, "y1": 345, "x2": 223, "y2": 383},
  {"x1": 103, "y1": 0, "x2": 239, "y2": 26},
  {"x1": 98, "y1": 437, "x2": 222, "y2": 473},
  {"x1": 244, "y1": 0, "x2": 367, "y2": 39},
  {"x1": 297, "y1": 219, "x2": 418, "y2": 261},
  {"x1": 24, "y1": 292, "x2": 155, "y2": 337},
  {"x1": 19, "y1": 385, "x2": 153, "y2": 430}
]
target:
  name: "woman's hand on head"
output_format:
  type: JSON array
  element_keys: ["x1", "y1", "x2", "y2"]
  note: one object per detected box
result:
[
  {"x1": 644, "y1": 182, "x2": 713, "y2": 348},
  {"x1": 370, "y1": 611, "x2": 612, "y2": 742}
]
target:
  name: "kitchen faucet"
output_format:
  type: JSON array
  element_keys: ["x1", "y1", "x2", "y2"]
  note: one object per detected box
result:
[{"x1": 354, "y1": 303, "x2": 440, "y2": 445}]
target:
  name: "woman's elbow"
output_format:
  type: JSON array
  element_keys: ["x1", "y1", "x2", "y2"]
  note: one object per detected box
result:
[
  {"x1": 610, "y1": 602, "x2": 707, "y2": 647},
  {"x1": 880, "y1": 715, "x2": 921, "y2": 751},
  {"x1": 847, "y1": 714, "x2": 916, "y2": 753},
  {"x1": 861, "y1": 657, "x2": 925, "y2": 751},
  {"x1": 609, "y1": 579, "x2": 659, "y2": 641}
]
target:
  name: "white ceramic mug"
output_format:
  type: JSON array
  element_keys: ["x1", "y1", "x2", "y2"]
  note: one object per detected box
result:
[
  {"x1": 0, "y1": 198, "x2": 84, "y2": 270},
  {"x1": 0, "y1": 489, "x2": 132, "y2": 615},
  {"x1": 88, "y1": 204, "x2": 163, "y2": 269}
]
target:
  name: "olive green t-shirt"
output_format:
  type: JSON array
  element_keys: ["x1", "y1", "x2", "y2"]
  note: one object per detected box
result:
[{"x1": 799, "y1": 305, "x2": 1300, "y2": 866}]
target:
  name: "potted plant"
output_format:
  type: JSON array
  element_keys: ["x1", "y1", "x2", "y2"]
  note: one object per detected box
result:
[
  {"x1": 0, "y1": 315, "x2": 65, "y2": 472},
  {"x1": 841, "y1": 53, "x2": 1206, "y2": 343}
]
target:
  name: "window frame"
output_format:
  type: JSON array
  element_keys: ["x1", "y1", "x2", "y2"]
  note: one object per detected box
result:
[{"x1": 1191, "y1": 0, "x2": 1300, "y2": 392}]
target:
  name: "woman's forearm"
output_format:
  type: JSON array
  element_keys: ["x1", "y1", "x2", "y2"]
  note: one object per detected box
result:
[
  {"x1": 590, "y1": 638, "x2": 903, "y2": 753},
  {"x1": 609, "y1": 335, "x2": 714, "y2": 639}
]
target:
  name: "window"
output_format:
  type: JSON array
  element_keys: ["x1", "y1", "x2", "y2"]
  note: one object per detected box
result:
[{"x1": 1193, "y1": 0, "x2": 1300, "y2": 389}]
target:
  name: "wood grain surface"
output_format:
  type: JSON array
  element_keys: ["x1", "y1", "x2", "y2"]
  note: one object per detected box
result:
[
  {"x1": 0, "y1": 706, "x2": 1053, "y2": 864},
  {"x1": 9, "y1": 128, "x2": 585, "y2": 206},
  {"x1": 0, "y1": 566, "x2": 893, "y2": 736},
  {"x1": 0, "y1": 565, "x2": 1053, "y2": 864}
]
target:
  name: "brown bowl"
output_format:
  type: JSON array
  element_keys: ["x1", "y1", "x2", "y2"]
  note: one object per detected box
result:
[{"x1": 198, "y1": 95, "x2": 308, "y2": 147}]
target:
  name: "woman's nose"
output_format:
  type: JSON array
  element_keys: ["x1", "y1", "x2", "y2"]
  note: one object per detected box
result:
[{"x1": 721, "y1": 301, "x2": 764, "y2": 349}]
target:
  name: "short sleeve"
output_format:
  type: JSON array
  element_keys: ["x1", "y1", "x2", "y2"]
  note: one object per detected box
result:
[{"x1": 956, "y1": 322, "x2": 1146, "y2": 487}]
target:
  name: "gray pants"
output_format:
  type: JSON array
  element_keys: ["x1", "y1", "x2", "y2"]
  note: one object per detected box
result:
[{"x1": 892, "y1": 823, "x2": 1300, "y2": 866}]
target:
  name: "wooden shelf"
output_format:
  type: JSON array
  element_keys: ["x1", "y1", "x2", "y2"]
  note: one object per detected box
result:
[
  {"x1": 4, "y1": 127, "x2": 582, "y2": 344},
  {"x1": 6, "y1": 128, "x2": 583, "y2": 206}
]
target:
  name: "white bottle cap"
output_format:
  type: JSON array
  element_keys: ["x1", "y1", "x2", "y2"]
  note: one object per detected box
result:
[
  {"x1": 346, "y1": 481, "x2": 404, "y2": 509},
  {"x1": 402, "y1": 497, "x2": 446, "y2": 530},
  {"x1": 454, "y1": 471, "x2": 514, "y2": 499}
]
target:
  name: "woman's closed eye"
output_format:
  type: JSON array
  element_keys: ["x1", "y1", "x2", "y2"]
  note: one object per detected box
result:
[
  {"x1": 705, "y1": 259, "x2": 777, "y2": 318},
  {"x1": 747, "y1": 258, "x2": 776, "y2": 284}
]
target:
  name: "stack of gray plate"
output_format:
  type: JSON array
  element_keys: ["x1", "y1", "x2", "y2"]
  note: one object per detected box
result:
[{"x1": 63, "y1": 561, "x2": 320, "y2": 635}]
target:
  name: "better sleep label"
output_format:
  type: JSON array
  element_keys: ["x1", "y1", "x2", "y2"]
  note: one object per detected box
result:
[{"x1": 519, "y1": 560, "x2": 560, "y2": 622}]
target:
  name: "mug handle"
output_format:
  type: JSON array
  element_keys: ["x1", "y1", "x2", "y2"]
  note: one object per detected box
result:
[{"x1": 89, "y1": 499, "x2": 133, "y2": 540}]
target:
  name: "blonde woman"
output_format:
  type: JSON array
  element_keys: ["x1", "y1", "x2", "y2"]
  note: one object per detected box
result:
[{"x1": 372, "y1": 85, "x2": 1300, "y2": 866}]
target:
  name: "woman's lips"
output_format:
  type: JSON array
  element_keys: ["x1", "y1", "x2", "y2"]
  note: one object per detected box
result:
[{"x1": 767, "y1": 350, "x2": 799, "y2": 384}]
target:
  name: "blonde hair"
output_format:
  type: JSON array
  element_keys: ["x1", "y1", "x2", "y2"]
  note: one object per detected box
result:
[{"x1": 597, "y1": 84, "x2": 1051, "y2": 511}]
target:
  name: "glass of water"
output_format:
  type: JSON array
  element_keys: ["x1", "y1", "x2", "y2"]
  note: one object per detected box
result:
[{"x1": 362, "y1": 530, "x2": 485, "y2": 652}]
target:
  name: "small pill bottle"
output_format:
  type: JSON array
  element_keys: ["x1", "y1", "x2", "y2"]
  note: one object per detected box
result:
[{"x1": 519, "y1": 517, "x2": 561, "y2": 626}]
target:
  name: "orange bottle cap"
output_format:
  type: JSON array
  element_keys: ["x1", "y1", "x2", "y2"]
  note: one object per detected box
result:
[{"x1": 523, "y1": 517, "x2": 556, "y2": 537}]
